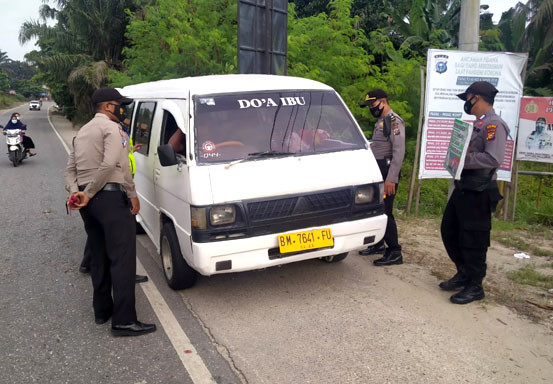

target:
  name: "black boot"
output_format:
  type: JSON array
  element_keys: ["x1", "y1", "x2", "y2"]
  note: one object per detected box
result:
[
  {"x1": 439, "y1": 272, "x2": 469, "y2": 291},
  {"x1": 450, "y1": 283, "x2": 485, "y2": 304},
  {"x1": 359, "y1": 242, "x2": 386, "y2": 256},
  {"x1": 373, "y1": 249, "x2": 403, "y2": 266}
]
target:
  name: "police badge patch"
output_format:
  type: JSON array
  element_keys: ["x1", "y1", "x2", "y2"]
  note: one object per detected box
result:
[
  {"x1": 486, "y1": 124, "x2": 497, "y2": 141},
  {"x1": 393, "y1": 122, "x2": 401, "y2": 136}
]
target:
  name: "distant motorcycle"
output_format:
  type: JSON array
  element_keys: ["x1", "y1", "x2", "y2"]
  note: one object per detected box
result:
[{"x1": 2, "y1": 126, "x2": 27, "y2": 167}]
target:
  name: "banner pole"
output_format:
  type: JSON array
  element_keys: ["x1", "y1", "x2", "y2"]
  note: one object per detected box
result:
[{"x1": 407, "y1": 66, "x2": 426, "y2": 215}]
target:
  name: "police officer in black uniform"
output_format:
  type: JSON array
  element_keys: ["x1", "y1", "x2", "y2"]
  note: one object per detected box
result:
[
  {"x1": 358, "y1": 89, "x2": 405, "y2": 266},
  {"x1": 65, "y1": 88, "x2": 156, "y2": 336},
  {"x1": 440, "y1": 81, "x2": 508, "y2": 304}
]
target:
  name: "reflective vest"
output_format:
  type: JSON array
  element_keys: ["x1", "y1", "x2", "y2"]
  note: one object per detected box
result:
[{"x1": 128, "y1": 137, "x2": 136, "y2": 176}]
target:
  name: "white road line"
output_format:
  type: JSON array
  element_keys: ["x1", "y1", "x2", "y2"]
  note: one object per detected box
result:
[
  {"x1": 50, "y1": 108, "x2": 216, "y2": 384},
  {"x1": 47, "y1": 106, "x2": 71, "y2": 153},
  {"x1": 136, "y1": 260, "x2": 217, "y2": 384}
]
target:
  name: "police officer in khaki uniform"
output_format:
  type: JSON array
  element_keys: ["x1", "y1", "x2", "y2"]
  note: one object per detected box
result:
[
  {"x1": 440, "y1": 81, "x2": 507, "y2": 304},
  {"x1": 65, "y1": 87, "x2": 156, "y2": 336},
  {"x1": 358, "y1": 89, "x2": 405, "y2": 266}
]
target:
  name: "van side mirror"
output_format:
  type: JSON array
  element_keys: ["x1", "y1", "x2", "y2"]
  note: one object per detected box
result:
[{"x1": 157, "y1": 144, "x2": 179, "y2": 166}]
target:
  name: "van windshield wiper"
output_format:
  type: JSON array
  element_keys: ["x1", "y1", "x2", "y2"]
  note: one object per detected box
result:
[{"x1": 224, "y1": 150, "x2": 294, "y2": 169}]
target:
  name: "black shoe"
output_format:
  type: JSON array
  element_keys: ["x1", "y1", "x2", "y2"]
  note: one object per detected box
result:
[
  {"x1": 95, "y1": 315, "x2": 112, "y2": 325},
  {"x1": 135, "y1": 274, "x2": 148, "y2": 283},
  {"x1": 450, "y1": 284, "x2": 485, "y2": 304},
  {"x1": 112, "y1": 321, "x2": 156, "y2": 337},
  {"x1": 373, "y1": 249, "x2": 403, "y2": 266},
  {"x1": 359, "y1": 243, "x2": 386, "y2": 256},
  {"x1": 439, "y1": 272, "x2": 469, "y2": 291},
  {"x1": 79, "y1": 265, "x2": 91, "y2": 274}
]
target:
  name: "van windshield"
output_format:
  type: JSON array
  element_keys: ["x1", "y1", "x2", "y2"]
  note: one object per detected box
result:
[{"x1": 194, "y1": 90, "x2": 366, "y2": 163}]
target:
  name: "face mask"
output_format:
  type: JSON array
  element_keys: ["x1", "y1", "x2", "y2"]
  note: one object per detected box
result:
[
  {"x1": 370, "y1": 103, "x2": 384, "y2": 118},
  {"x1": 110, "y1": 104, "x2": 124, "y2": 122},
  {"x1": 463, "y1": 96, "x2": 476, "y2": 115},
  {"x1": 11, "y1": 119, "x2": 17, "y2": 124},
  {"x1": 16, "y1": 116, "x2": 20, "y2": 120}
]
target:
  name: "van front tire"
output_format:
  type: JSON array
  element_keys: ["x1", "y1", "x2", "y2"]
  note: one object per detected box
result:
[
  {"x1": 161, "y1": 222, "x2": 197, "y2": 290},
  {"x1": 321, "y1": 252, "x2": 348, "y2": 263}
]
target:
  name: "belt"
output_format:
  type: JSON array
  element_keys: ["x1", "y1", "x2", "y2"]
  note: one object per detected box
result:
[{"x1": 78, "y1": 182, "x2": 123, "y2": 192}]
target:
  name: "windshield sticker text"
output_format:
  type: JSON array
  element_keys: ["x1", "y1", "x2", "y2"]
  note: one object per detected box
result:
[{"x1": 237, "y1": 97, "x2": 306, "y2": 109}]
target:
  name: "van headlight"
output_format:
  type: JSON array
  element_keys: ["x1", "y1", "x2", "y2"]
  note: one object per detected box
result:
[
  {"x1": 355, "y1": 185, "x2": 375, "y2": 204},
  {"x1": 210, "y1": 205, "x2": 236, "y2": 226}
]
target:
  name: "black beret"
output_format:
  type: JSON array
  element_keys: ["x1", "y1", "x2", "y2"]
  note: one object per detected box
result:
[
  {"x1": 457, "y1": 81, "x2": 498, "y2": 101},
  {"x1": 91, "y1": 87, "x2": 133, "y2": 105},
  {"x1": 360, "y1": 89, "x2": 388, "y2": 107}
]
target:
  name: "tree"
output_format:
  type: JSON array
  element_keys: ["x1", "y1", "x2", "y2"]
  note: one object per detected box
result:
[{"x1": 111, "y1": 0, "x2": 236, "y2": 86}]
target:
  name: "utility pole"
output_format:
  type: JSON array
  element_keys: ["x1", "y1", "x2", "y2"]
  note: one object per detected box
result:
[
  {"x1": 459, "y1": 0, "x2": 480, "y2": 51},
  {"x1": 449, "y1": 0, "x2": 480, "y2": 197}
]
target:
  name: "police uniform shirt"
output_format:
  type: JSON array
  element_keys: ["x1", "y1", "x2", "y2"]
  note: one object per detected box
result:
[
  {"x1": 464, "y1": 109, "x2": 509, "y2": 171},
  {"x1": 370, "y1": 110, "x2": 406, "y2": 183},
  {"x1": 65, "y1": 113, "x2": 137, "y2": 199},
  {"x1": 526, "y1": 131, "x2": 552, "y2": 150}
]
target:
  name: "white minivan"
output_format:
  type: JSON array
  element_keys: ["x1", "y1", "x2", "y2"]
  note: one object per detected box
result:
[{"x1": 121, "y1": 74, "x2": 387, "y2": 289}]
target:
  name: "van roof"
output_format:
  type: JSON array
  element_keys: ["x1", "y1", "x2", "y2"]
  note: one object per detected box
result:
[{"x1": 119, "y1": 74, "x2": 334, "y2": 99}]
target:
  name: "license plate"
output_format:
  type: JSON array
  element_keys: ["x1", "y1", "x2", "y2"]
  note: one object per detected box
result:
[{"x1": 278, "y1": 228, "x2": 334, "y2": 254}]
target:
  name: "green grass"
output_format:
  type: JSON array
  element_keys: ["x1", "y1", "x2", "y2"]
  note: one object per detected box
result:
[
  {"x1": 0, "y1": 94, "x2": 26, "y2": 109},
  {"x1": 507, "y1": 265, "x2": 553, "y2": 290}
]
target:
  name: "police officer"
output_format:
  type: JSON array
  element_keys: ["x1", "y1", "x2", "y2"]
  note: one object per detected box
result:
[
  {"x1": 440, "y1": 81, "x2": 507, "y2": 304},
  {"x1": 65, "y1": 87, "x2": 156, "y2": 336},
  {"x1": 526, "y1": 117, "x2": 552, "y2": 150},
  {"x1": 79, "y1": 124, "x2": 148, "y2": 284},
  {"x1": 358, "y1": 89, "x2": 405, "y2": 266}
]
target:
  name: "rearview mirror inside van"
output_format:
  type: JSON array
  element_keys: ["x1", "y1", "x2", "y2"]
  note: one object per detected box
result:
[{"x1": 157, "y1": 144, "x2": 179, "y2": 166}]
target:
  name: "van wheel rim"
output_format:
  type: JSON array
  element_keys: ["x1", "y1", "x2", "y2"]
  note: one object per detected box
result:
[{"x1": 161, "y1": 236, "x2": 173, "y2": 280}]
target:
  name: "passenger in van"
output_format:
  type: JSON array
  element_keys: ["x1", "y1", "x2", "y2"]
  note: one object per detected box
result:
[
  {"x1": 288, "y1": 129, "x2": 331, "y2": 152},
  {"x1": 168, "y1": 129, "x2": 186, "y2": 156}
]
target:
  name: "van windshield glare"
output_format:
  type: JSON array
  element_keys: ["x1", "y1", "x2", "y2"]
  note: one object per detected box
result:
[{"x1": 194, "y1": 90, "x2": 365, "y2": 163}]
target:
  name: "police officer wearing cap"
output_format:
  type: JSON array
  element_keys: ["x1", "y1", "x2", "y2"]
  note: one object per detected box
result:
[
  {"x1": 358, "y1": 89, "x2": 405, "y2": 266},
  {"x1": 440, "y1": 81, "x2": 507, "y2": 304},
  {"x1": 65, "y1": 87, "x2": 156, "y2": 336}
]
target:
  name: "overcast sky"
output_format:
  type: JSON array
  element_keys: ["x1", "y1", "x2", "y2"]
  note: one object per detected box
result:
[{"x1": 0, "y1": 0, "x2": 527, "y2": 62}]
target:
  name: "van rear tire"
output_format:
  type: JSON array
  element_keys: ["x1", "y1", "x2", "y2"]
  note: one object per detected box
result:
[
  {"x1": 321, "y1": 252, "x2": 348, "y2": 263},
  {"x1": 160, "y1": 222, "x2": 197, "y2": 290}
]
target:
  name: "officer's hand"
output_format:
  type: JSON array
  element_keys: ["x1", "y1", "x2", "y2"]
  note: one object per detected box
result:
[
  {"x1": 133, "y1": 143, "x2": 143, "y2": 152},
  {"x1": 384, "y1": 181, "x2": 396, "y2": 196},
  {"x1": 131, "y1": 197, "x2": 140, "y2": 215},
  {"x1": 73, "y1": 192, "x2": 90, "y2": 209}
]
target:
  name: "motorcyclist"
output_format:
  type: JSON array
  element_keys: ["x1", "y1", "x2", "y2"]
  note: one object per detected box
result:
[{"x1": 3, "y1": 113, "x2": 37, "y2": 156}]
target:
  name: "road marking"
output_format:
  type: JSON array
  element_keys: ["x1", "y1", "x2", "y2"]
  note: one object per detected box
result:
[
  {"x1": 46, "y1": 106, "x2": 71, "y2": 153},
  {"x1": 51, "y1": 109, "x2": 216, "y2": 384},
  {"x1": 136, "y1": 260, "x2": 216, "y2": 384}
]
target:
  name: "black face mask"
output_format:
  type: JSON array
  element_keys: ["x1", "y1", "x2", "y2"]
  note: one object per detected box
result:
[
  {"x1": 370, "y1": 103, "x2": 384, "y2": 118},
  {"x1": 111, "y1": 104, "x2": 125, "y2": 123},
  {"x1": 463, "y1": 96, "x2": 476, "y2": 115}
]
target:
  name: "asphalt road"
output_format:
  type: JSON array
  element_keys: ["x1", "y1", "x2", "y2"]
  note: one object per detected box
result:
[
  {"x1": 0, "y1": 104, "x2": 241, "y2": 384},
  {"x1": 1, "y1": 103, "x2": 552, "y2": 384}
]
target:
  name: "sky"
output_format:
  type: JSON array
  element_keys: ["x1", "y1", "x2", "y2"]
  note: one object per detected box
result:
[{"x1": 0, "y1": 0, "x2": 527, "y2": 62}]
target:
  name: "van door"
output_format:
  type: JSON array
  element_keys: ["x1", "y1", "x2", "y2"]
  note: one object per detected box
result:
[
  {"x1": 132, "y1": 101, "x2": 161, "y2": 244},
  {"x1": 154, "y1": 99, "x2": 193, "y2": 263}
]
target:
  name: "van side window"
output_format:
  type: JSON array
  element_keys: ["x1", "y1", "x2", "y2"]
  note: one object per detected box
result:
[
  {"x1": 162, "y1": 111, "x2": 186, "y2": 157},
  {"x1": 122, "y1": 102, "x2": 135, "y2": 129},
  {"x1": 133, "y1": 102, "x2": 156, "y2": 155}
]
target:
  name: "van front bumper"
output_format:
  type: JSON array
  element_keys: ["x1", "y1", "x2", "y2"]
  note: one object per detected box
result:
[{"x1": 190, "y1": 214, "x2": 387, "y2": 276}]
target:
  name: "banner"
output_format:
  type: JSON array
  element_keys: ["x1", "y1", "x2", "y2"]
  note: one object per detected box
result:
[
  {"x1": 517, "y1": 97, "x2": 553, "y2": 163},
  {"x1": 419, "y1": 49, "x2": 527, "y2": 181},
  {"x1": 444, "y1": 119, "x2": 472, "y2": 180}
]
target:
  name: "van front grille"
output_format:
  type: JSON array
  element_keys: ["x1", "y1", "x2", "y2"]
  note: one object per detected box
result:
[{"x1": 246, "y1": 189, "x2": 351, "y2": 222}]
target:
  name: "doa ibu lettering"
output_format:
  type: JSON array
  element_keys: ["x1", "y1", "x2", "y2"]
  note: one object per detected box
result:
[{"x1": 237, "y1": 96, "x2": 306, "y2": 109}]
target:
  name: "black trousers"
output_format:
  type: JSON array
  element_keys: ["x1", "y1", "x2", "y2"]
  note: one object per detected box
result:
[
  {"x1": 79, "y1": 190, "x2": 137, "y2": 325},
  {"x1": 376, "y1": 159, "x2": 400, "y2": 251},
  {"x1": 440, "y1": 187, "x2": 495, "y2": 283}
]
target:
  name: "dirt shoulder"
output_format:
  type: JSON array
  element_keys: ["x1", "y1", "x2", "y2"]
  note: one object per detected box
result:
[{"x1": 398, "y1": 216, "x2": 553, "y2": 325}]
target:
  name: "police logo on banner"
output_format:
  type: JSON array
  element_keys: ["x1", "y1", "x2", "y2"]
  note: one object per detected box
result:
[{"x1": 434, "y1": 54, "x2": 449, "y2": 74}]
